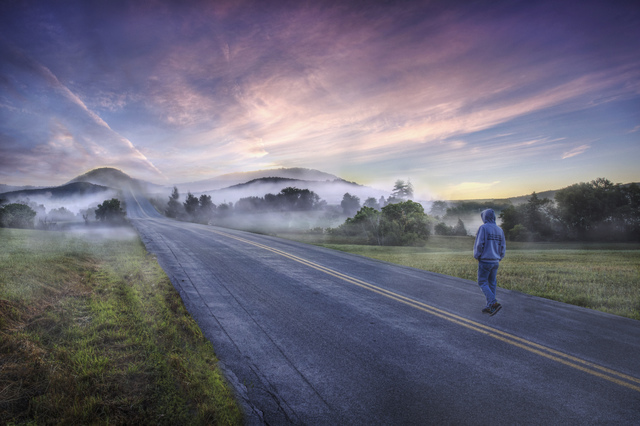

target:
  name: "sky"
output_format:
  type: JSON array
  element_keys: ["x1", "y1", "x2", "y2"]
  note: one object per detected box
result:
[{"x1": 1, "y1": 0, "x2": 638, "y2": 200}]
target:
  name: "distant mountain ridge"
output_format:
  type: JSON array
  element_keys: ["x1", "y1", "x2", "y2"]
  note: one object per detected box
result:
[
  {"x1": 175, "y1": 168, "x2": 342, "y2": 193},
  {"x1": 0, "y1": 184, "x2": 43, "y2": 193},
  {"x1": 0, "y1": 181, "x2": 112, "y2": 200},
  {"x1": 451, "y1": 189, "x2": 559, "y2": 205},
  {"x1": 68, "y1": 167, "x2": 163, "y2": 193}
]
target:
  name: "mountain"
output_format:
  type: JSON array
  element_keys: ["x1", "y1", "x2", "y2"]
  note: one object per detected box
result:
[
  {"x1": 0, "y1": 181, "x2": 119, "y2": 216},
  {"x1": 0, "y1": 181, "x2": 111, "y2": 199},
  {"x1": 0, "y1": 168, "x2": 154, "y2": 216},
  {"x1": 0, "y1": 184, "x2": 44, "y2": 194},
  {"x1": 68, "y1": 167, "x2": 162, "y2": 193},
  {"x1": 175, "y1": 167, "x2": 342, "y2": 193},
  {"x1": 200, "y1": 176, "x2": 388, "y2": 205}
]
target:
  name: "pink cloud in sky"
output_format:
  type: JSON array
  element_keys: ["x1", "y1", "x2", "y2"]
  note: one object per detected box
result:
[
  {"x1": 0, "y1": 0, "x2": 638, "y2": 196},
  {"x1": 562, "y1": 145, "x2": 591, "y2": 160}
]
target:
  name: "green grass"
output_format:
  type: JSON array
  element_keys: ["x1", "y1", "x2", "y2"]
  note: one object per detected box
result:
[
  {"x1": 0, "y1": 228, "x2": 242, "y2": 425},
  {"x1": 283, "y1": 234, "x2": 640, "y2": 320}
]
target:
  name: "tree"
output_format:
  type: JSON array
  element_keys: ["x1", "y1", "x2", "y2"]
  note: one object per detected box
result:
[
  {"x1": 0, "y1": 203, "x2": 36, "y2": 228},
  {"x1": 499, "y1": 193, "x2": 556, "y2": 241},
  {"x1": 555, "y1": 178, "x2": 640, "y2": 241},
  {"x1": 380, "y1": 200, "x2": 430, "y2": 246},
  {"x1": 429, "y1": 201, "x2": 449, "y2": 218},
  {"x1": 390, "y1": 179, "x2": 414, "y2": 202},
  {"x1": 217, "y1": 202, "x2": 232, "y2": 218},
  {"x1": 235, "y1": 196, "x2": 264, "y2": 213},
  {"x1": 341, "y1": 193, "x2": 361, "y2": 216},
  {"x1": 453, "y1": 218, "x2": 467, "y2": 236},
  {"x1": 434, "y1": 222, "x2": 453, "y2": 236},
  {"x1": 335, "y1": 206, "x2": 382, "y2": 245},
  {"x1": 183, "y1": 192, "x2": 200, "y2": 217},
  {"x1": 49, "y1": 206, "x2": 75, "y2": 221},
  {"x1": 434, "y1": 219, "x2": 466, "y2": 236},
  {"x1": 95, "y1": 199, "x2": 126, "y2": 223},
  {"x1": 278, "y1": 187, "x2": 321, "y2": 211},
  {"x1": 363, "y1": 197, "x2": 380, "y2": 210},
  {"x1": 197, "y1": 194, "x2": 216, "y2": 223},
  {"x1": 166, "y1": 186, "x2": 182, "y2": 218}
]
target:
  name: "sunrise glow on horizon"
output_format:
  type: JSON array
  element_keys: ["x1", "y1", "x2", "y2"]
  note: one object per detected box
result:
[{"x1": 1, "y1": 0, "x2": 638, "y2": 200}]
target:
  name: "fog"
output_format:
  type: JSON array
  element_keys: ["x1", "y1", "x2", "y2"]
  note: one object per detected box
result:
[
  {"x1": 1, "y1": 191, "x2": 118, "y2": 218},
  {"x1": 63, "y1": 225, "x2": 139, "y2": 240},
  {"x1": 175, "y1": 168, "x2": 341, "y2": 193},
  {"x1": 195, "y1": 179, "x2": 389, "y2": 206},
  {"x1": 213, "y1": 210, "x2": 345, "y2": 234},
  {"x1": 0, "y1": 188, "x2": 124, "y2": 232},
  {"x1": 440, "y1": 213, "x2": 485, "y2": 236}
]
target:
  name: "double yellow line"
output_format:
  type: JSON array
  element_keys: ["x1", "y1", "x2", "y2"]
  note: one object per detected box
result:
[{"x1": 206, "y1": 228, "x2": 640, "y2": 393}]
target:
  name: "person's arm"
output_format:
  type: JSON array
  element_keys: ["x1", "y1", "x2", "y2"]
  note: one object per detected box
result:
[{"x1": 473, "y1": 227, "x2": 485, "y2": 260}]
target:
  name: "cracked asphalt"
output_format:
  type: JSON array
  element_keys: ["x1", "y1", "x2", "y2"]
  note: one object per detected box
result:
[{"x1": 126, "y1": 191, "x2": 640, "y2": 425}]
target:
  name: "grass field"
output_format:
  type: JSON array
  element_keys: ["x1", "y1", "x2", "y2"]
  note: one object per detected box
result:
[
  {"x1": 0, "y1": 227, "x2": 242, "y2": 425},
  {"x1": 325, "y1": 236, "x2": 640, "y2": 320},
  {"x1": 278, "y1": 233, "x2": 640, "y2": 320}
]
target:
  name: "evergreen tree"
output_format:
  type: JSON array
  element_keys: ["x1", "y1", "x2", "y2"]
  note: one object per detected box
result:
[
  {"x1": 197, "y1": 194, "x2": 216, "y2": 223},
  {"x1": 183, "y1": 192, "x2": 199, "y2": 218},
  {"x1": 390, "y1": 179, "x2": 414, "y2": 202},
  {"x1": 166, "y1": 186, "x2": 181, "y2": 218}
]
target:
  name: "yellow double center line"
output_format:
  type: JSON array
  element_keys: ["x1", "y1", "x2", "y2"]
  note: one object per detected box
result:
[{"x1": 206, "y1": 228, "x2": 640, "y2": 393}]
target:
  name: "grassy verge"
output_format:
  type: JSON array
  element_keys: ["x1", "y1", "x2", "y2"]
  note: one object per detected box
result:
[
  {"x1": 0, "y1": 228, "x2": 242, "y2": 425},
  {"x1": 281, "y1": 234, "x2": 640, "y2": 320}
]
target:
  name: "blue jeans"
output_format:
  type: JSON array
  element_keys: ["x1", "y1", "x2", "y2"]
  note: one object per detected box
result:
[{"x1": 478, "y1": 261, "x2": 499, "y2": 307}]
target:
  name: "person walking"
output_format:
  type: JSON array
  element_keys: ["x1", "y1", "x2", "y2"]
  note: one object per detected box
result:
[{"x1": 473, "y1": 209, "x2": 506, "y2": 315}]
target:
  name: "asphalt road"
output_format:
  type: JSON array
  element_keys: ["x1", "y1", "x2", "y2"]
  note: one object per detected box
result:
[{"x1": 125, "y1": 191, "x2": 640, "y2": 425}]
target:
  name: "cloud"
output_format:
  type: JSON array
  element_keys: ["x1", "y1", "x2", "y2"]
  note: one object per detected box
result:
[
  {"x1": 1, "y1": 0, "x2": 638, "y2": 193},
  {"x1": 0, "y1": 40, "x2": 166, "y2": 182},
  {"x1": 445, "y1": 181, "x2": 502, "y2": 199},
  {"x1": 561, "y1": 145, "x2": 590, "y2": 160}
]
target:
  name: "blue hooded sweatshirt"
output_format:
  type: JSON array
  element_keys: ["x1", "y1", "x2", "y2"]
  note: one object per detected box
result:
[{"x1": 473, "y1": 209, "x2": 506, "y2": 262}]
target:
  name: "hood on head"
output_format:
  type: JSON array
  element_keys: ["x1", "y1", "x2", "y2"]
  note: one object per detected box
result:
[{"x1": 481, "y1": 209, "x2": 496, "y2": 224}]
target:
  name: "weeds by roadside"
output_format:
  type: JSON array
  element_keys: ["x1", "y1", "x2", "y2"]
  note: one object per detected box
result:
[{"x1": 0, "y1": 228, "x2": 242, "y2": 425}]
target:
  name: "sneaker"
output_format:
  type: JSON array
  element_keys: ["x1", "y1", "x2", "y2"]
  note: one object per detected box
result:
[
  {"x1": 482, "y1": 302, "x2": 502, "y2": 315},
  {"x1": 489, "y1": 302, "x2": 502, "y2": 316}
]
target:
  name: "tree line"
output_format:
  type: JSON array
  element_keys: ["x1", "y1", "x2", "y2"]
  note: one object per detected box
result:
[
  {"x1": 500, "y1": 178, "x2": 640, "y2": 242},
  {"x1": 0, "y1": 198, "x2": 126, "y2": 229}
]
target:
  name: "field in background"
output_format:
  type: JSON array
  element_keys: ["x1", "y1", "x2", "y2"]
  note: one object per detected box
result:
[
  {"x1": 279, "y1": 234, "x2": 640, "y2": 320},
  {"x1": 0, "y1": 228, "x2": 242, "y2": 425}
]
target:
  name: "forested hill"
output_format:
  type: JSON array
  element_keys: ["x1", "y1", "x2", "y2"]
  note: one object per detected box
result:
[{"x1": 0, "y1": 182, "x2": 111, "y2": 200}]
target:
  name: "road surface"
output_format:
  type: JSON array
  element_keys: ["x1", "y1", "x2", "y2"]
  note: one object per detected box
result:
[{"x1": 125, "y1": 191, "x2": 640, "y2": 425}]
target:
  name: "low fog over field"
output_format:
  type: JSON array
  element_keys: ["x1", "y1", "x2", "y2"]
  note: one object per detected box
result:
[{"x1": 0, "y1": 182, "x2": 119, "y2": 222}]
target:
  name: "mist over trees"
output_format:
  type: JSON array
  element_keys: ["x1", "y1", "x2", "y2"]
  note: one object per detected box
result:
[
  {"x1": 434, "y1": 218, "x2": 468, "y2": 236},
  {"x1": 500, "y1": 178, "x2": 640, "y2": 242},
  {"x1": 0, "y1": 203, "x2": 37, "y2": 228},
  {"x1": 555, "y1": 178, "x2": 639, "y2": 241},
  {"x1": 329, "y1": 200, "x2": 431, "y2": 246},
  {"x1": 388, "y1": 179, "x2": 414, "y2": 203},
  {"x1": 341, "y1": 193, "x2": 361, "y2": 216},
  {"x1": 161, "y1": 187, "x2": 219, "y2": 224},
  {"x1": 233, "y1": 187, "x2": 324, "y2": 213},
  {"x1": 196, "y1": 194, "x2": 216, "y2": 223},
  {"x1": 165, "y1": 186, "x2": 182, "y2": 218},
  {"x1": 151, "y1": 176, "x2": 639, "y2": 244},
  {"x1": 95, "y1": 198, "x2": 126, "y2": 224}
]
